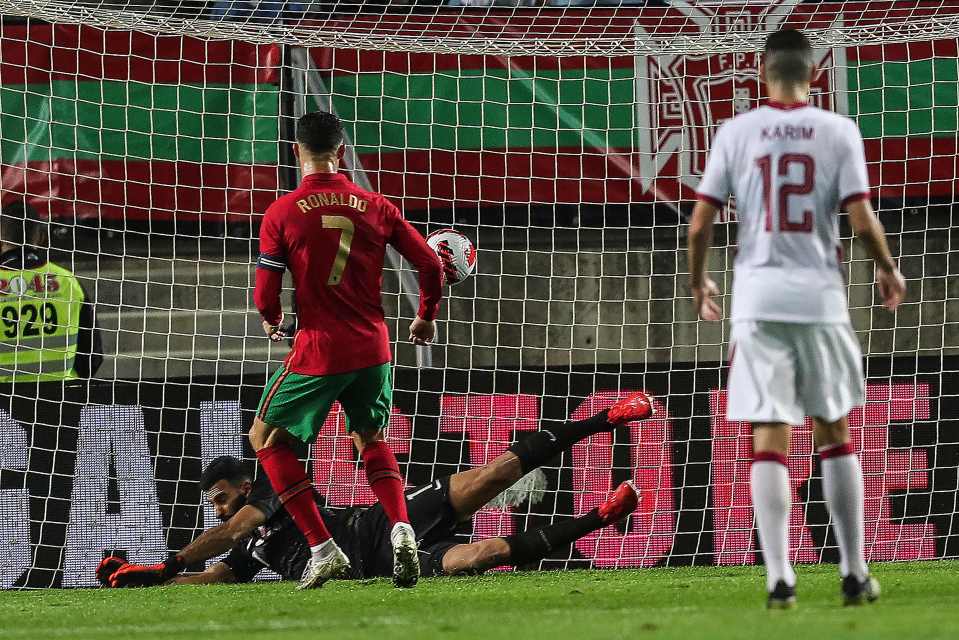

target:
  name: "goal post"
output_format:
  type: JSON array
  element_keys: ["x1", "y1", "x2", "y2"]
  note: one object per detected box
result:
[{"x1": 0, "y1": 0, "x2": 957, "y2": 588}]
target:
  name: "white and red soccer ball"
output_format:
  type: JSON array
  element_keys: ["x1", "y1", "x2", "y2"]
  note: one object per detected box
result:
[{"x1": 426, "y1": 229, "x2": 476, "y2": 286}]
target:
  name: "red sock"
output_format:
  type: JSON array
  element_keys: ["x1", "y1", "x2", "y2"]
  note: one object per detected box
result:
[
  {"x1": 255, "y1": 444, "x2": 331, "y2": 546},
  {"x1": 361, "y1": 440, "x2": 409, "y2": 526}
]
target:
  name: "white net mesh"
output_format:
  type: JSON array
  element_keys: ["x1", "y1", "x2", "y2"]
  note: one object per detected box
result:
[
  {"x1": 2, "y1": 1, "x2": 959, "y2": 55},
  {"x1": 0, "y1": 0, "x2": 957, "y2": 588}
]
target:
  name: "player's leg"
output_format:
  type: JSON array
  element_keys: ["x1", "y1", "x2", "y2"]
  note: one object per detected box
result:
[
  {"x1": 438, "y1": 481, "x2": 640, "y2": 575},
  {"x1": 812, "y1": 414, "x2": 878, "y2": 604},
  {"x1": 727, "y1": 320, "x2": 802, "y2": 608},
  {"x1": 446, "y1": 391, "x2": 653, "y2": 521},
  {"x1": 354, "y1": 426, "x2": 420, "y2": 588},
  {"x1": 434, "y1": 538, "x2": 510, "y2": 575},
  {"x1": 340, "y1": 363, "x2": 419, "y2": 588},
  {"x1": 249, "y1": 367, "x2": 351, "y2": 589},
  {"x1": 799, "y1": 324, "x2": 876, "y2": 605},
  {"x1": 353, "y1": 428, "x2": 410, "y2": 528},
  {"x1": 341, "y1": 364, "x2": 408, "y2": 525},
  {"x1": 751, "y1": 422, "x2": 797, "y2": 608}
]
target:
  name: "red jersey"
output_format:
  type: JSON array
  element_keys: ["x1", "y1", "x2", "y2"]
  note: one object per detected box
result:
[{"x1": 254, "y1": 172, "x2": 443, "y2": 376}]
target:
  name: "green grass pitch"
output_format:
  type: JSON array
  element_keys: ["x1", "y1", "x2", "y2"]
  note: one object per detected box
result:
[{"x1": 3, "y1": 561, "x2": 957, "y2": 640}]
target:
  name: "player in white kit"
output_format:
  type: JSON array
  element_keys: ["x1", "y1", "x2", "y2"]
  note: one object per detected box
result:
[{"x1": 687, "y1": 29, "x2": 906, "y2": 608}]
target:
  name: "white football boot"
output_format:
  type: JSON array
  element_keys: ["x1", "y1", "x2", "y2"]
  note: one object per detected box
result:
[
  {"x1": 297, "y1": 542, "x2": 351, "y2": 590},
  {"x1": 391, "y1": 522, "x2": 420, "y2": 588}
]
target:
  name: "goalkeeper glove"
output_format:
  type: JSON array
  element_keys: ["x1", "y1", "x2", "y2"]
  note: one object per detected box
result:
[
  {"x1": 108, "y1": 556, "x2": 184, "y2": 588},
  {"x1": 96, "y1": 556, "x2": 128, "y2": 587}
]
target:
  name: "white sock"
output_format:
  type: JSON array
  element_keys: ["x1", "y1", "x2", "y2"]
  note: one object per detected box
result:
[
  {"x1": 751, "y1": 459, "x2": 796, "y2": 592},
  {"x1": 310, "y1": 538, "x2": 338, "y2": 563},
  {"x1": 821, "y1": 447, "x2": 868, "y2": 581}
]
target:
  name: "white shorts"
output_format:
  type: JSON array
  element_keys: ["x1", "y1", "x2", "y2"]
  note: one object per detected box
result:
[{"x1": 727, "y1": 321, "x2": 865, "y2": 425}]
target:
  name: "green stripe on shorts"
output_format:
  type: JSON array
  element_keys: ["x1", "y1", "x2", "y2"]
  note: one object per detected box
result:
[{"x1": 255, "y1": 363, "x2": 393, "y2": 443}]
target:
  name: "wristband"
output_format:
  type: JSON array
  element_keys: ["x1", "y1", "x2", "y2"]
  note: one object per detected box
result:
[{"x1": 162, "y1": 555, "x2": 185, "y2": 579}]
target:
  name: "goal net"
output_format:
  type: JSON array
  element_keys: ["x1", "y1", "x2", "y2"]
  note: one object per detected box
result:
[{"x1": 0, "y1": 0, "x2": 956, "y2": 588}]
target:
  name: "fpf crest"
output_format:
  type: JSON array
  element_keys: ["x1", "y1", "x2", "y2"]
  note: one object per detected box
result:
[{"x1": 635, "y1": 0, "x2": 847, "y2": 208}]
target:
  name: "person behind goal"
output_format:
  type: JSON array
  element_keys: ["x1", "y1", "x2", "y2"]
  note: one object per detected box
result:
[
  {"x1": 687, "y1": 29, "x2": 906, "y2": 608},
  {"x1": 97, "y1": 393, "x2": 653, "y2": 586},
  {"x1": 251, "y1": 110, "x2": 442, "y2": 589}
]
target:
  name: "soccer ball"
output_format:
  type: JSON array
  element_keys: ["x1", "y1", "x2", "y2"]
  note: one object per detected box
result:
[{"x1": 426, "y1": 229, "x2": 477, "y2": 286}]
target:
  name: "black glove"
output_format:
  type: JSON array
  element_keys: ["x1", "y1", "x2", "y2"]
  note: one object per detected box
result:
[
  {"x1": 96, "y1": 556, "x2": 128, "y2": 587},
  {"x1": 108, "y1": 556, "x2": 184, "y2": 588}
]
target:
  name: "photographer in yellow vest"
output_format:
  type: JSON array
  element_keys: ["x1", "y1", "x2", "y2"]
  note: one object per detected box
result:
[{"x1": 0, "y1": 200, "x2": 101, "y2": 383}]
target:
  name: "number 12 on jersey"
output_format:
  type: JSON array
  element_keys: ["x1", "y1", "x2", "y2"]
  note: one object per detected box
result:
[{"x1": 756, "y1": 153, "x2": 815, "y2": 233}]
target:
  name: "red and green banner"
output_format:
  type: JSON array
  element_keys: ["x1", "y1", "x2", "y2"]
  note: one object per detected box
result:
[
  {"x1": 2, "y1": 3, "x2": 958, "y2": 222},
  {"x1": 312, "y1": 0, "x2": 959, "y2": 211},
  {"x1": 322, "y1": 55, "x2": 639, "y2": 210},
  {"x1": 0, "y1": 24, "x2": 281, "y2": 222},
  {"x1": 849, "y1": 40, "x2": 959, "y2": 202}
]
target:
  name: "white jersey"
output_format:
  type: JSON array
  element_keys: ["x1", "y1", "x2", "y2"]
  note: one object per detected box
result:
[{"x1": 696, "y1": 102, "x2": 871, "y2": 324}]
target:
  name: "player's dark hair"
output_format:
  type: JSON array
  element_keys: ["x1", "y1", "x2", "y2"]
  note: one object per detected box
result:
[
  {"x1": 199, "y1": 456, "x2": 252, "y2": 491},
  {"x1": 0, "y1": 199, "x2": 45, "y2": 248},
  {"x1": 763, "y1": 29, "x2": 814, "y2": 86},
  {"x1": 295, "y1": 110, "x2": 345, "y2": 154}
]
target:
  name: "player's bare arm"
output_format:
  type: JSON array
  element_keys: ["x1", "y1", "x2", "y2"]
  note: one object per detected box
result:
[
  {"x1": 103, "y1": 507, "x2": 264, "y2": 587},
  {"x1": 174, "y1": 504, "x2": 266, "y2": 564},
  {"x1": 167, "y1": 562, "x2": 237, "y2": 586},
  {"x1": 97, "y1": 553, "x2": 237, "y2": 588},
  {"x1": 100, "y1": 465, "x2": 267, "y2": 587},
  {"x1": 845, "y1": 198, "x2": 906, "y2": 310},
  {"x1": 687, "y1": 200, "x2": 723, "y2": 321}
]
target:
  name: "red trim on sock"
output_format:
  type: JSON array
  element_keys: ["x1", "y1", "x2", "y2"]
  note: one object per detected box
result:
[
  {"x1": 819, "y1": 442, "x2": 855, "y2": 459},
  {"x1": 361, "y1": 440, "x2": 410, "y2": 526},
  {"x1": 367, "y1": 468, "x2": 404, "y2": 484},
  {"x1": 754, "y1": 451, "x2": 788, "y2": 466},
  {"x1": 256, "y1": 444, "x2": 331, "y2": 546},
  {"x1": 276, "y1": 478, "x2": 313, "y2": 504}
]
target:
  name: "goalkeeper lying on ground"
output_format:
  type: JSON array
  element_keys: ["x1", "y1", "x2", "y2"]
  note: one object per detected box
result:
[{"x1": 97, "y1": 392, "x2": 653, "y2": 587}]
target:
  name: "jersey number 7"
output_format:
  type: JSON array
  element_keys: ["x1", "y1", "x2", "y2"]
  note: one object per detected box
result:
[
  {"x1": 756, "y1": 153, "x2": 815, "y2": 233},
  {"x1": 322, "y1": 215, "x2": 355, "y2": 285}
]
